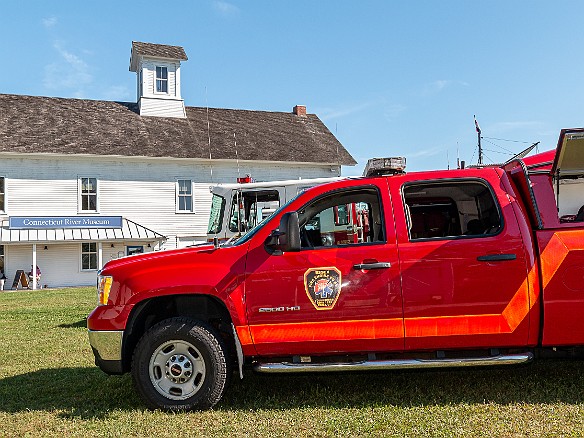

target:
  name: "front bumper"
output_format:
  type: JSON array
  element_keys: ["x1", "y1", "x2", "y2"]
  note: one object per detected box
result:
[{"x1": 88, "y1": 330, "x2": 124, "y2": 375}]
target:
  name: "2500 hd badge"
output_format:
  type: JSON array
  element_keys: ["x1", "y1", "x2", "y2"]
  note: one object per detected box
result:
[{"x1": 259, "y1": 306, "x2": 301, "y2": 313}]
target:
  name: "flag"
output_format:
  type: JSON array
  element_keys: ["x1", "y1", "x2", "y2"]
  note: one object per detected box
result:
[{"x1": 474, "y1": 116, "x2": 481, "y2": 135}]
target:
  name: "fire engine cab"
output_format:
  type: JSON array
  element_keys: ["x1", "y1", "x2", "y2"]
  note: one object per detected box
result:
[
  {"x1": 207, "y1": 176, "x2": 346, "y2": 242},
  {"x1": 88, "y1": 130, "x2": 584, "y2": 412}
]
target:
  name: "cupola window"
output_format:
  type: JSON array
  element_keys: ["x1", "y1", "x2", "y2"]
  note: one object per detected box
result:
[{"x1": 156, "y1": 66, "x2": 168, "y2": 93}]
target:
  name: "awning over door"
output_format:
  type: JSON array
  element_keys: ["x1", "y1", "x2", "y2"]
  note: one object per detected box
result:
[{"x1": 0, "y1": 218, "x2": 166, "y2": 244}]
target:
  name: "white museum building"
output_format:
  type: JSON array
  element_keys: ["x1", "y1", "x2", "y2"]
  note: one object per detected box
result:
[{"x1": 0, "y1": 41, "x2": 355, "y2": 289}]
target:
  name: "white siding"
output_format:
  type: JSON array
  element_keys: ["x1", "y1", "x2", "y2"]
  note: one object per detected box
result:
[
  {"x1": 0, "y1": 153, "x2": 336, "y2": 246},
  {"x1": 168, "y1": 64, "x2": 177, "y2": 96},
  {"x1": 0, "y1": 153, "x2": 338, "y2": 286},
  {"x1": 144, "y1": 66, "x2": 154, "y2": 95},
  {"x1": 139, "y1": 96, "x2": 186, "y2": 118},
  {"x1": 175, "y1": 63, "x2": 181, "y2": 100},
  {"x1": 5, "y1": 243, "x2": 95, "y2": 288}
]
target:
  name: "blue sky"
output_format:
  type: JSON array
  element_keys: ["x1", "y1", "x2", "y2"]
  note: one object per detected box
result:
[{"x1": 1, "y1": 1, "x2": 583, "y2": 174}]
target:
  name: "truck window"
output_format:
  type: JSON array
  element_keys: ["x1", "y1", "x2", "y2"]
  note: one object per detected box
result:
[
  {"x1": 334, "y1": 204, "x2": 350, "y2": 225},
  {"x1": 403, "y1": 180, "x2": 502, "y2": 240},
  {"x1": 207, "y1": 194, "x2": 226, "y2": 234},
  {"x1": 228, "y1": 190, "x2": 280, "y2": 233},
  {"x1": 298, "y1": 187, "x2": 384, "y2": 248}
]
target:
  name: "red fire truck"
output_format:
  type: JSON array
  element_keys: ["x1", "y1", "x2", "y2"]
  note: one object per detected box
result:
[{"x1": 88, "y1": 129, "x2": 584, "y2": 411}]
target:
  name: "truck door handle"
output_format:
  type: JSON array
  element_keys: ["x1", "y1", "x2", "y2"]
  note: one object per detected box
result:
[
  {"x1": 477, "y1": 254, "x2": 516, "y2": 262},
  {"x1": 353, "y1": 262, "x2": 391, "y2": 270}
]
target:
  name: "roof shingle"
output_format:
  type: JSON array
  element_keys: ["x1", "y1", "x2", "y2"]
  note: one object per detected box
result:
[
  {"x1": 130, "y1": 41, "x2": 188, "y2": 71},
  {"x1": 0, "y1": 94, "x2": 356, "y2": 166}
]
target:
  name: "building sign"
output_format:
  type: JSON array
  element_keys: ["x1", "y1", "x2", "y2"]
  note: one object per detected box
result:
[{"x1": 9, "y1": 216, "x2": 123, "y2": 230}]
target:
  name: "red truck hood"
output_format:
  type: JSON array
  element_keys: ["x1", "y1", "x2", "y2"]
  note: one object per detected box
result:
[
  {"x1": 101, "y1": 244, "x2": 217, "y2": 271},
  {"x1": 101, "y1": 243, "x2": 249, "y2": 306}
]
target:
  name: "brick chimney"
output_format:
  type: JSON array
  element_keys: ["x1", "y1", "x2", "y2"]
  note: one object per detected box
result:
[{"x1": 293, "y1": 105, "x2": 307, "y2": 117}]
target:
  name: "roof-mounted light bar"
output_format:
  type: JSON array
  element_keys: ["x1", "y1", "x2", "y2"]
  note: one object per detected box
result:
[{"x1": 363, "y1": 157, "x2": 406, "y2": 177}]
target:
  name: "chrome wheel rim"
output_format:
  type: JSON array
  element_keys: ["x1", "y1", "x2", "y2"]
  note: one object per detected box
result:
[{"x1": 149, "y1": 339, "x2": 206, "y2": 400}]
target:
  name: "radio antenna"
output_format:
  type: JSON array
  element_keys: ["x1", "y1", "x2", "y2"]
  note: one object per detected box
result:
[
  {"x1": 205, "y1": 87, "x2": 220, "y2": 248},
  {"x1": 234, "y1": 132, "x2": 241, "y2": 181},
  {"x1": 205, "y1": 87, "x2": 213, "y2": 184},
  {"x1": 234, "y1": 132, "x2": 243, "y2": 236},
  {"x1": 335, "y1": 122, "x2": 341, "y2": 176}
]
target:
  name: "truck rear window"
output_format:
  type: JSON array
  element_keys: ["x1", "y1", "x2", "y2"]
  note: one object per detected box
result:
[{"x1": 403, "y1": 180, "x2": 502, "y2": 240}]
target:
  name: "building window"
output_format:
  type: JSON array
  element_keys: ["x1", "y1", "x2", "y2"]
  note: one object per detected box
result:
[
  {"x1": 0, "y1": 177, "x2": 4, "y2": 212},
  {"x1": 176, "y1": 179, "x2": 194, "y2": 213},
  {"x1": 81, "y1": 243, "x2": 98, "y2": 271},
  {"x1": 126, "y1": 246, "x2": 144, "y2": 256},
  {"x1": 80, "y1": 177, "x2": 97, "y2": 212},
  {"x1": 156, "y1": 66, "x2": 168, "y2": 93}
]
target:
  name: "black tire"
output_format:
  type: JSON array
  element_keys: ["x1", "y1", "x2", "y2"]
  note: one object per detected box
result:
[{"x1": 131, "y1": 317, "x2": 231, "y2": 411}]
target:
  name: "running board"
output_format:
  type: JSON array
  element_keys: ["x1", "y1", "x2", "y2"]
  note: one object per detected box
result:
[{"x1": 254, "y1": 352, "x2": 533, "y2": 373}]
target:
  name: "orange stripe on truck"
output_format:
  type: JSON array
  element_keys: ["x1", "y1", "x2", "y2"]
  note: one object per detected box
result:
[
  {"x1": 245, "y1": 265, "x2": 541, "y2": 343},
  {"x1": 249, "y1": 318, "x2": 404, "y2": 343}
]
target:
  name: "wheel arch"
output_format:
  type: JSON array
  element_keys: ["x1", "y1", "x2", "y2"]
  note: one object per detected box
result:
[{"x1": 122, "y1": 294, "x2": 236, "y2": 373}]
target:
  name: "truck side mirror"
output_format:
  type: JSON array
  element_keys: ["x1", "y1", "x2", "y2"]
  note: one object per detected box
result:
[{"x1": 266, "y1": 212, "x2": 301, "y2": 253}]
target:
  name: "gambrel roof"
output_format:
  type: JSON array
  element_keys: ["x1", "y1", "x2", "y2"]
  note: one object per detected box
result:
[{"x1": 0, "y1": 94, "x2": 356, "y2": 166}]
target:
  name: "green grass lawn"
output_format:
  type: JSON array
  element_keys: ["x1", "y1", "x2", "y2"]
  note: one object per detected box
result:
[{"x1": 1, "y1": 287, "x2": 584, "y2": 437}]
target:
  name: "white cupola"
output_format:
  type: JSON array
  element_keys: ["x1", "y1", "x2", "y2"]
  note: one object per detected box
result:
[{"x1": 129, "y1": 41, "x2": 188, "y2": 118}]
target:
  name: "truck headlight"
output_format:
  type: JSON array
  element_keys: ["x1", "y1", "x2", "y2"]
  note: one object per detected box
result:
[{"x1": 97, "y1": 275, "x2": 113, "y2": 306}]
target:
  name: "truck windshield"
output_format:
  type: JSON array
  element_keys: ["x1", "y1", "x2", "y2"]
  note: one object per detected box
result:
[
  {"x1": 228, "y1": 190, "x2": 280, "y2": 234},
  {"x1": 207, "y1": 194, "x2": 226, "y2": 234},
  {"x1": 232, "y1": 193, "x2": 300, "y2": 246}
]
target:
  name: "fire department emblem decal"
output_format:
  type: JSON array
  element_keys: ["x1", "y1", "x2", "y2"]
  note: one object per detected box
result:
[{"x1": 304, "y1": 267, "x2": 342, "y2": 310}]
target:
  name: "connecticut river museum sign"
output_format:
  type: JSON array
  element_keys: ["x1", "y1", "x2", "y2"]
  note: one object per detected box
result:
[{"x1": 9, "y1": 216, "x2": 123, "y2": 230}]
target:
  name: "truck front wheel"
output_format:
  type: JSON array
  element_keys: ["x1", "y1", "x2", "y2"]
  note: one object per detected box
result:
[{"x1": 131, "y1": 317, "x2": 231, "y2": 411}]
